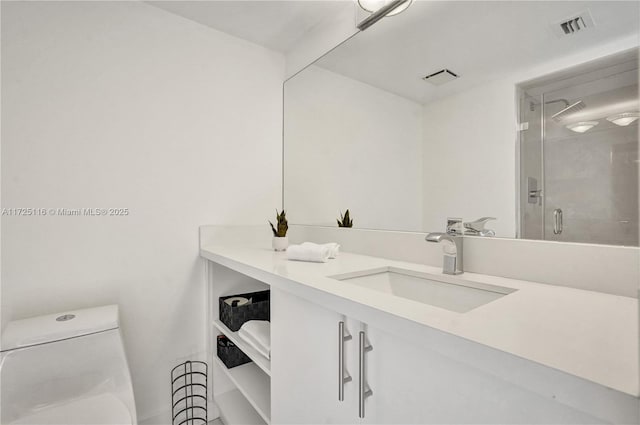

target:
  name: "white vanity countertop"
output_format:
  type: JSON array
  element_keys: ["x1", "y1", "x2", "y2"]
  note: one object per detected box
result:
[{"x1": 200, "y1": 244, "x2": 638, "y2": 398}]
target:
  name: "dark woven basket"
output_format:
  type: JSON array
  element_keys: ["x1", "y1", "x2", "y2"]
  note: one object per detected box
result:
[
  {"x1": 219, "y1": 290, "x2": 270, "y2": 332},
  {"x1": 216, "y1": 335, "x2": 251, "y2": 369}
]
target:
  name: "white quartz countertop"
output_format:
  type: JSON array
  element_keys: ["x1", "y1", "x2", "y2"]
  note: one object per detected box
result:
[{"x1": 200, "y1": 244, "x2": 638, "y2": 397}]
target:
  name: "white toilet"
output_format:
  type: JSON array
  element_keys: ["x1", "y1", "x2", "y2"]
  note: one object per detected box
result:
[{"x1": 0, "y1": 305, "x2": 137, "y2": 424}]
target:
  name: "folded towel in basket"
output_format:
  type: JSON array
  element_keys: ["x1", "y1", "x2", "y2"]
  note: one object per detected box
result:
[{"x1": 238, "y1": 320, "x2": 270, "y2": 360}]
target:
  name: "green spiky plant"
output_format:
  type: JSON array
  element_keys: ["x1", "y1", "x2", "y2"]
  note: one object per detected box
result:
[
  {"x1": 337, "y1": 210, "x2": 353, "y2": 228},
  {"x1": 269, "y1": 209, "x2": 288, "y2": 237}
]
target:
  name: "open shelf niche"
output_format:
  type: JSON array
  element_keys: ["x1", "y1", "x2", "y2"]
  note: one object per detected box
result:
[{"x1": 207, "y1": 261, "x2": 271, "y2": 425}]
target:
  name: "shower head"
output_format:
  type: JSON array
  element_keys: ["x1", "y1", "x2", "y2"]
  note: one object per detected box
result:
[
  {"x1": 546, "y1": 99, "x2": 570, "y2": 107},
  {"x1": 529, "y1": 98, "x2": 570, "y2": 111},
  {"x1": 551, "y1": 100, "x2": 586, "y2": 122}
]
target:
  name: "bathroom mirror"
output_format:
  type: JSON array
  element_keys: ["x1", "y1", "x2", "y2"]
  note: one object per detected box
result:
[{"x1": 283, "y1": 1, "x2": 640, "y2": 246}]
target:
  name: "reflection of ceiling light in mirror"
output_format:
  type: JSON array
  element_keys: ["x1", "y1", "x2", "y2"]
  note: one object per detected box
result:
[
  {"x1": 606, "y1": 112, "x2": 639, "y2": 126},
  {"x1": 566, "y1": 121, "x2": 599, "y2": 133},
  {"x1": 358, "y1": 0, "x2": 413, "y2": 16}
]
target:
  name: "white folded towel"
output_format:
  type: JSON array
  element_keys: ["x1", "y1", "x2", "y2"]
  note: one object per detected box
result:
[
  {"x1": 302, "y1": 242, "x2": 340, "y2": 259},
  {"x1": 238, "y1": 320, "x2": 271, "y2": 360},
  {"x1": 286, "y1": 243, "x2": 331, "y2": 263}
]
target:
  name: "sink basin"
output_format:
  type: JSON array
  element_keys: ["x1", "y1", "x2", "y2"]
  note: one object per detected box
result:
[{"x1": 330, "y1": 267, "x2": 516, "y2": 313}]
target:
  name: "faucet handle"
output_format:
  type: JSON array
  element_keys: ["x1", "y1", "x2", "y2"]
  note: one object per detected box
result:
[
  {"x1": 446, "y1": 217, "x2": 463, "y2": 235},
  {"x1": 463, "y1": 217, "x2": 496, "y2": 235}
]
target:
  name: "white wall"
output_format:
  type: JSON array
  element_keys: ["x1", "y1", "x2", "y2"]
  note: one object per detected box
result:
[
  {"x1": 1, "y1": 1, "x2": 283, "y2": 422},
  {"x1": 421, "y1": 80, "x2": 517, "y2": 237},
  {"x1": 285, "y1": 65, "x2": 423, "y2": 231}
]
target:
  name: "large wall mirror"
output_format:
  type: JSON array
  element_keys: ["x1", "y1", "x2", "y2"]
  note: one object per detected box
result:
[{"x1": 284, "y1": 1, "x2": 640, "y2": 246}]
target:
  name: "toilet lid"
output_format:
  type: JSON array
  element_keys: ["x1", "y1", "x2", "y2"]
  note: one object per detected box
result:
[
  {"x1": 10, "y1": 393, "x2": 132, "y2": 425},
  {"x1": 1, "y1": 305, "x2": 119, "y2": 352}
]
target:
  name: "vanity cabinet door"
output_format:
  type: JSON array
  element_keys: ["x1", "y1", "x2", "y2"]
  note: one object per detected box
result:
[
  {"x1": 271, "y1": 288, "x2": 360, "y2": 424},
  {"x1": 360, "y1": 324, "x2": 495, "y2": 424},
  {"x1": 361, "y1": 325, "x2": 608, "y2": 424}
]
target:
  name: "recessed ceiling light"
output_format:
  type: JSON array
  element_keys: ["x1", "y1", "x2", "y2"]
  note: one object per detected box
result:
[
  {"x1": 358, "y1": 0, "x2": 413, "y2": 16},
  {"x1": 566, "y1": 121, "x2": 599, "y2": 133},
  {"x1": 606, "y1": 112, "x2": 639, "y2": 126}
]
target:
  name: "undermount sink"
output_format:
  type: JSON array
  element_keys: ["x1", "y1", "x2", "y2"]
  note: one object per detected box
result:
[{"x1": 330, "y1": 267, "x2": 516, "y2": 313}]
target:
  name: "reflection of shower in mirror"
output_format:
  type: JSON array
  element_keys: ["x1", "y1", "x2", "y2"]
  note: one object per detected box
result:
[{"x1": 518, "y1": 49, "x2": 638, "y2": 246}]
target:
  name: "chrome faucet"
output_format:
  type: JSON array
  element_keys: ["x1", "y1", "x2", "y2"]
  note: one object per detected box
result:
[{"x1": 425, "y1": 232, "x2": 463, "y2": 275}]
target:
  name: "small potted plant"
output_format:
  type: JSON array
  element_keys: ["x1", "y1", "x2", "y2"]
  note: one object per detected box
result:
[
  {"x1": 337, "y1": 210, "x2": 353, "y2": 228},
  {"x1": 269, "y1": 209, "x2": 289, "y2": 251}
]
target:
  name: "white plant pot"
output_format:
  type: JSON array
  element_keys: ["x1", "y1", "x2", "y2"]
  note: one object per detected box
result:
[{"x1": 272, "y1": 236, "x2": 289, "y2": 252}]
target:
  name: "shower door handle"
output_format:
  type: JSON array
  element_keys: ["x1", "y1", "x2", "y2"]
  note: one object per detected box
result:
[
  {"x1": 553, "y1": 208, "x2": 563, "y2": 234},
  {"x1": 338, "y1": 321, "x2": 352, "y2": 401}
]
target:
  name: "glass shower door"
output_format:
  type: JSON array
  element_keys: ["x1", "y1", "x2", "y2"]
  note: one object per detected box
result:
[
  {"x1": 518, "y1": 91, "x2": 544, "y2": 241},
  {"x1": 541, "y1": 78, "x2": 638, "y2": 246}
]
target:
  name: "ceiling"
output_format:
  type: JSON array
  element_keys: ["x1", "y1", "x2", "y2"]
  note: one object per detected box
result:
[
  {"x1": 312, "y1": 1, "x2": 640, "y2": 104},
  {"x1": 147, "y1": 1, "x2": 354, "y2": 53}
]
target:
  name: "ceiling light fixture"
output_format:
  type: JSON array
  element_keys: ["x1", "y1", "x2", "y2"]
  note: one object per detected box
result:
[
  {"x1": 566, "y1": 121, "x2": 599, "y2": 133},
  {"x1": 606, "y1": 112, "x2": 639, "y2": 126},
  {"x1": 358, "y1": 0, "x2": 413, "y2": 16}
]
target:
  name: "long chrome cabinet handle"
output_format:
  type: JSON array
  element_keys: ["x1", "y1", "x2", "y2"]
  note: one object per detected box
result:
[
  {"x1": 358, "y1": 331, "x2": 373, "y2": 418},
  {"x1": 338, "y1": 321, "x2": 352, "y2": 401},
  {"x1": 553, "y1": 208, "x2": 563, "y2": 234}
]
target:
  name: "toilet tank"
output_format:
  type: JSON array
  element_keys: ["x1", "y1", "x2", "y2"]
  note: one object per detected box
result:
[{"x1": 0, "y1": 305, "x2": 137, "y2": 424}]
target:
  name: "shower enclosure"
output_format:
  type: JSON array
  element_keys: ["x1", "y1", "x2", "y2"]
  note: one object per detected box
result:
[{"x1": 519, "y1": 50, "x2": 639, "y2": 246}]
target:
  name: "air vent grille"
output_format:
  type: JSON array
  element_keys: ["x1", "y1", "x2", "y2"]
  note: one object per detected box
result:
[
  {"x1": 552, "y1": 10, "x2": 595, "y2": 37},
  {"x1": 561, "y1": 17, "x2": 586, "y2": 34},
  {"x1": 423, "y1": 69, "x2": 459, "y2": 85}
]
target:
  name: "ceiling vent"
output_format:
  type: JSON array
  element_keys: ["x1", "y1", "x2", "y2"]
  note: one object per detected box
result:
[
  {"x1": 423, "y1": 69, "x2": 459, "y2": 85},
  {"x1": 552, "y1": 10, "x2": 595, "y2": 37}
]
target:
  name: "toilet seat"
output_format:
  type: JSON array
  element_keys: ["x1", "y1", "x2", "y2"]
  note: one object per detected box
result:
[{"x1": 10, "y1": 393, "x2": 132, "y2": 425}]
